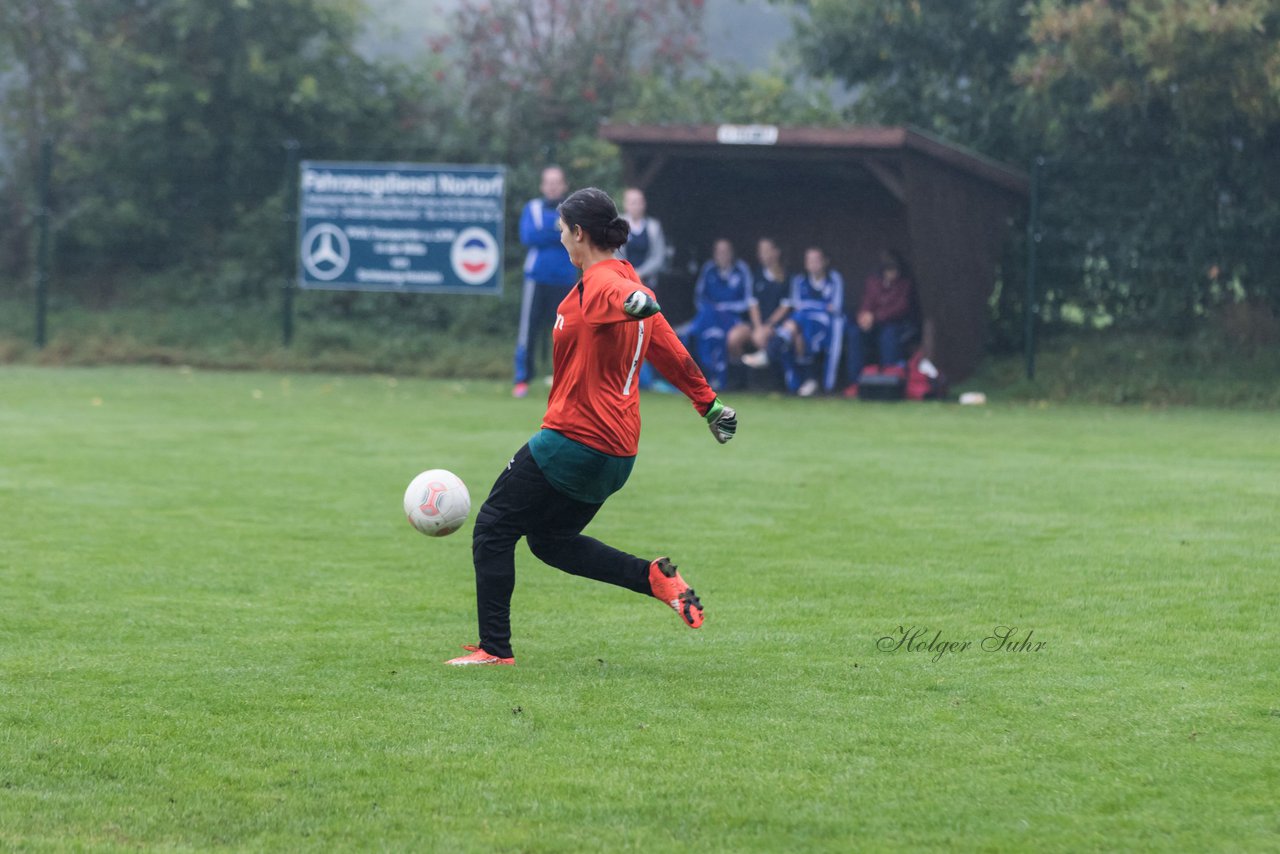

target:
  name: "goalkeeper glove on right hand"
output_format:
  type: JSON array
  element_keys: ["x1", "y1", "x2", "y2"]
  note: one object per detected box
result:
[{"x1": 704, "y1": 398, "x2": 737, "y2": 444}]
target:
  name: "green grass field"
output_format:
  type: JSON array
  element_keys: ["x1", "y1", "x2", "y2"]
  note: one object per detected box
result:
[{"x1": 2, "y1": 366, "x2": 1277, "y2": 851}]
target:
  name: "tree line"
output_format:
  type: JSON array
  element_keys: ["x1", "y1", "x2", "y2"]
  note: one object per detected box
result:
[{"x1": 2, "y1": 0, "x2": 1277, "y2": 335}]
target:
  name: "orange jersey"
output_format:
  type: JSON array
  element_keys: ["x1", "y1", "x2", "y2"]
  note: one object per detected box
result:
[{"x1": 542, "y1": 258, "x2": 717, "y2": 457}]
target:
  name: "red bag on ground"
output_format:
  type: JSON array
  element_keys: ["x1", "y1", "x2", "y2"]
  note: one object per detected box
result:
[{"x1": 905, "y1": 352, "x2": 947, "y2": 401}]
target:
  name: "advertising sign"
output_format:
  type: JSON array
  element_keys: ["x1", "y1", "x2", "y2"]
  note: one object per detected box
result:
[{"x1": 298, "y1": 161, "x2": 505, "y2": 294}]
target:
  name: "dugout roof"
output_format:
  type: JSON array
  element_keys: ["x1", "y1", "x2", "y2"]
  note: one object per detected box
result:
[{"x1": 599, "y1": 123, "x2": 1029, "y2": 381}]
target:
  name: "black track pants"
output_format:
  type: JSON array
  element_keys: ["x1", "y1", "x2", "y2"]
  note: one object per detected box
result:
[{"x1": 470, "y1": 444, "x2": 652, "y2": 659}]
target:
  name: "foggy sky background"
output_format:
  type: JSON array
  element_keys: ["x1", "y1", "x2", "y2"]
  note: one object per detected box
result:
[{"x1": 358, "y1": 0, "x2": 800, "y2": 71}]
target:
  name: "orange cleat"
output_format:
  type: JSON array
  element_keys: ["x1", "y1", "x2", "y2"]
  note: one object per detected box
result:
[
  {"x1": 445, "y1": 645, "x2": 515, "y2": 666},
  {"x1": 512, "y1": 382, "x2": 529, "y2": 399},
  {"x1": 648, "y1": 557, "x2": 704, "y2": 629}
]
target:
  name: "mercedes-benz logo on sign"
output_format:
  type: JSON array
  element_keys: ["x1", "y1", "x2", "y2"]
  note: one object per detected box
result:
[
  {"x1": 450, "y1": 227, "x2": 499, "y2": 286},
  {"x1": 302, "y1": 223, "x2": 351, "y2": 281}
]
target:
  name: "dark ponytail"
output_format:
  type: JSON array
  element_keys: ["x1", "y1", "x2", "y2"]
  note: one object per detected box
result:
[{"x1": 558, "y1": 187, "x2": 630, "y2": 251}]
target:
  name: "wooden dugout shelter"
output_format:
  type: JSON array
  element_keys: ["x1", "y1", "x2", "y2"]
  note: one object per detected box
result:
[{"x1": 599, "y1": 123, "x2": 1029, "y2": 382}]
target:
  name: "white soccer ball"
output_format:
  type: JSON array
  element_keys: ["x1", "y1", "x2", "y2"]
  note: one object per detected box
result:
[{"x1": 403, "y1": 469, "x2": 471, "y2": 537}]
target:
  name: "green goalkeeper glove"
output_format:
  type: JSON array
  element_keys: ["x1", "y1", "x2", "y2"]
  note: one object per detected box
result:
[
  {"x1": 704, "y1": 398, "x2": 737, "y2": 444},
  {"x1": 623, "y1": 290, "x2": 661, "y2": 319}
]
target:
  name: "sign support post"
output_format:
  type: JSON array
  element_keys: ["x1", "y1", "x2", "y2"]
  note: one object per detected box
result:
[
  {"x1": 34, "y1": 138, "x2": 52, "y2": 349},
  {"x1": 282, "y1": 139, "x2": 300, "y2": 347}
]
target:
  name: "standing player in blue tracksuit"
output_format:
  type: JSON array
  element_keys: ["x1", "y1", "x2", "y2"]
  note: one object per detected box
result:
[
  {"x1": 682, "y1": 239, "x2": 758, "y2": 389},
  {"x1": 512, "y1": 166, "x2": 579, "y2": 398},
  {"x1": 777, "y1": 247, "x2": 845, "y2": 396}
]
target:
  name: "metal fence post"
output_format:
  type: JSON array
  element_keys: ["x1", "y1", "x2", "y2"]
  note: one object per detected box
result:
[
  {"x1": 34, "y1": 138, "x2": 53, "y2": 349},
  {"x1": 1025, "y1": 155, "x2": 1044, "y2": 381},
  {"x1": 282, "y1": 139, "x2": 300, "y2": 347}
]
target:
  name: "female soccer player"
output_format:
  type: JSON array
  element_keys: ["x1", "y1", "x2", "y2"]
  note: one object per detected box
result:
[{"x1": 447, "y1": 188, "x2": 738, "y2": 666}]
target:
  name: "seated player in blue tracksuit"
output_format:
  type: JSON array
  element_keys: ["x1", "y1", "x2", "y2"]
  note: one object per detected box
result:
[
  {"x1": 776, "y1": 247, "x2": 845, "y2": 396},
  {"x1": 681, "y1": 239, "x2": 758, "y2": 389}
]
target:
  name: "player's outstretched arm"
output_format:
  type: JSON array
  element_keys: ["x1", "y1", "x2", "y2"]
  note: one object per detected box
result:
[{"x1": 647, "y1": 314, "x2": 738, "y2": 443}]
